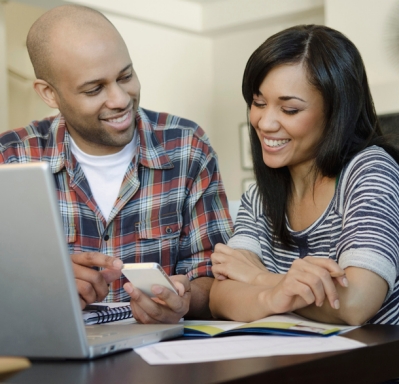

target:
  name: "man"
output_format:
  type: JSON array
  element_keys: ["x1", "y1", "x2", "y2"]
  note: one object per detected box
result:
[{"x1": 0, "y1": 5, "x2": 232, "y2": 323}]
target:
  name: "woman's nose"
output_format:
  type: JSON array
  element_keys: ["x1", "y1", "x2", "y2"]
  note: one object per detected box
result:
[{"x1": 257, "y1": 108, "x2": 281, "y2": 131}]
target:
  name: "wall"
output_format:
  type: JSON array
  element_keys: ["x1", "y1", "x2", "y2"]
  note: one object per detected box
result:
[
  {"x1": 0, "y1": 2, "x2": 8, "y2": 132},
  {"x1": 4, "y1": 2, "x2": 55, "y2": 132},
  {"x1": 325, "y1": 0, "x2": 399, "y2": 115}
]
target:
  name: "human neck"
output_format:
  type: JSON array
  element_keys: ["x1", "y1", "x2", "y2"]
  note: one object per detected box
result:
[
  {"x1": 288, "y1": 168, "x2": 336, "y2": 232},
  {"x1": 288, "y1": 161, "x2": 318, "y2": 200}
]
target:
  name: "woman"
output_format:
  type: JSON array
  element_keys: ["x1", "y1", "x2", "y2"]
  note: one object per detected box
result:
[{"x1": 210, "y1": 25, "x2": 399, "y2": 325}]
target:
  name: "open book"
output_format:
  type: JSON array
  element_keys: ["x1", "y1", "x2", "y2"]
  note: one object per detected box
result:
[
  {"x1": 184, "y1": 313, "x2": 357, "y2": 337},
  {"x1": 82, "y1": 302, "x2": 133, "y2": 325}
]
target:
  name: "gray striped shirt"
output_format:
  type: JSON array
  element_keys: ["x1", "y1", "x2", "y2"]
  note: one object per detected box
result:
[{"x1": 229, "y1": 146, "x2": 399, "y2": 324}]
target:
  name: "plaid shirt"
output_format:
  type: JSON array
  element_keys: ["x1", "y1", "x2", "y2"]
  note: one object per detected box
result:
[{"x1": 0, "y1": 107, "x2": 233, "y2": 301}]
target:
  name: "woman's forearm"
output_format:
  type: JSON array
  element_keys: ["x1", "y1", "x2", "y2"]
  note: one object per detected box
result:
[
  {"x1": 210, "y1": 279, "x2": 274, "y2": 321},
  {"x1": 253, "y1": 270, "x2": 284, "y2": 287},
  {"x1": 295, "y1": 267, "x2": 388, "y2": 325}
]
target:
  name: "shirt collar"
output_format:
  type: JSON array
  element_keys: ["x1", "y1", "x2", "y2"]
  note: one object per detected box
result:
[
  {"x1": 42, "y1": 107, "x2": 174, "y2": 175},
  {"x1": 136, "y1": 107, "x2": 174, "y2": 170},
  {"x1": 43, "y1": 114, "x2": 75, "y2": 176}
]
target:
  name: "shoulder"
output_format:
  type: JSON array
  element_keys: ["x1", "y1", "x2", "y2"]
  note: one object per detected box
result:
[
  {"x1": 0, "y1": 117, "x2": 55, "y2": 152},
  {"x1": 139, "y1": 108, "x2": 211, "y2": 148},
  {"x1": 336, "y1": 146, "x2": 399, "y2": 211},
  {"x1": 340, "y1": 146, "x2": 399, "y2": 185},
  {"x1": 241, "y1": 183, "x2": 264, "y2": 219}
]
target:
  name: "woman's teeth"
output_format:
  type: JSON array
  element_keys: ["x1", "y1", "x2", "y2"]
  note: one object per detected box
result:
[{"x1": 264, "y1": 138, "x2": 290, "y2": 147}]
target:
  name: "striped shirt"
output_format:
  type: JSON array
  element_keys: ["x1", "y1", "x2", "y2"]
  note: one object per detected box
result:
[
  {"x1": 0, "y1": 107, "x2": 233, "y2": 302},
  {"x1": 229, "y1": 146, "x2": 399, "y2": 324}
]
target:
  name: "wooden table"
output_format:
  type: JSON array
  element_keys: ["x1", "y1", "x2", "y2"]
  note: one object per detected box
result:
[{"x1": 8, "y1": 325, "x2": 399, "y2": 384}]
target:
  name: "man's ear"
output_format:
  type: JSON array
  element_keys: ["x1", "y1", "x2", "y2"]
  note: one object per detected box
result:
[{"x1": 33, "y1": 79, "x2": 60, "y2": 109}]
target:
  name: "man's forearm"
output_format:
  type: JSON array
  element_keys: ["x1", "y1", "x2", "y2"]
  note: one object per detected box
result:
[{"x1": 186, "y1": 276, "x2": 214, "y2": 319}]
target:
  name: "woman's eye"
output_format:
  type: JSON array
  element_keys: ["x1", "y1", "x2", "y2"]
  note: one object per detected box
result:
[
  {"x1": 252, "y1": 100, "x2": 266, "y2": 108},
  {"x1": 282, "y1": 109, "x2": 299, "y2": 115}
]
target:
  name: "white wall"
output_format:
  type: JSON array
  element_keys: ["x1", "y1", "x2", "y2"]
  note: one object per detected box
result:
[
  {"x1": 0, "y1": 2, "x2": 9, "y2": 132},
  {"x1": 4, "y1": 2, "x2": 55, "y2": 132},
  {"x1": 325, "y1": 0, "x2": 399, "y2": 115}
]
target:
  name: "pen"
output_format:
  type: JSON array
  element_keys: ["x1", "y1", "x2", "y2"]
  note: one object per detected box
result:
[{"x1": 84, "y1": 304, "x2": 111, "y2": 311}]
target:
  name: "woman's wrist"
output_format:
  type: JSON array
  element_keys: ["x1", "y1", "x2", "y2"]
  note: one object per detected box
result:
[{"x1": 253, "y1": 270, "x2": 283, "y2": 287}]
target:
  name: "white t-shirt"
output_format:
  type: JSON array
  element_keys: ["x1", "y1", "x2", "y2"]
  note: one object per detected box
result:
[{"x1": 70, "y1": 131, "x2": 138, "y2": 221}]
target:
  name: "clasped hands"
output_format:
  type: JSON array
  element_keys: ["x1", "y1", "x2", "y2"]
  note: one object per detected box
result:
[
  {"x1": 211, "y1": 243, "x2": 348, "y2": 314},
  {"x1": 72, "y1": 252, "x2": 190, "y2": 324}
]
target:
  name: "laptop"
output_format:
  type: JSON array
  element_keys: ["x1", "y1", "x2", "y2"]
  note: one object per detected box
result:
[{"x1": 0, "y1": 162, "x2": 183, "y2": 359}]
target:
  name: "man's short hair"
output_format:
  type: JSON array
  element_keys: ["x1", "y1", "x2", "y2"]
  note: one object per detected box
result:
[{"x1": 26, "y1": 4, "x2": 113, "y2": 85}]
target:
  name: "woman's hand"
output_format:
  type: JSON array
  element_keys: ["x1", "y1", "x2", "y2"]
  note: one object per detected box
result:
[
  {"x1": 266, "y1": 257, "x2": 348, "y2": 314},
  {"x1": 211, "y1": 243, "x2": 268, "y2": 284}
]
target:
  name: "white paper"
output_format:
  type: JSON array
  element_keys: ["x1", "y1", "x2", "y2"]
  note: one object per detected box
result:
[{"x1": 135, "y1": 335, "x2": 365, "y2": 365}]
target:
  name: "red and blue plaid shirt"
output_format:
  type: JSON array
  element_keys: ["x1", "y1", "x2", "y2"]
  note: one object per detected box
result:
[{"x1": 0, "y1": 107, "x2": 233, "y2": 301}]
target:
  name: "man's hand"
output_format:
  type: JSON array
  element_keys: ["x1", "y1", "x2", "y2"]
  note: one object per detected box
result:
[
  {"x1": 71, "y1": 252, "x2": 123, "y2": 309},
  {"x1": 123, "y1": 275, "x2": 191, "y2": 324},
  {"x1": 211, "y1": 243, "x2": 267, "y2": 284}
]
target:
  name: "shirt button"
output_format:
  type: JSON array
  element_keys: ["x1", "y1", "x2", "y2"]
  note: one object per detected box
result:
[
  {"x1": 104, "y1": 235, "x2": 110, "y2": 241},
  {"x1": 165, "y1": 226, "x2": 173, "y2": 234}
]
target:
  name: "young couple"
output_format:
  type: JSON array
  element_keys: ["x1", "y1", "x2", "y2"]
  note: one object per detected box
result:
[{"x1": 1, "y1": 5, "x2": 398, "y2": 327}]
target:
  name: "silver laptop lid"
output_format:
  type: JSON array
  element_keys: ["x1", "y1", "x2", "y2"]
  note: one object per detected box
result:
[
  {"x1": 0, "y1": 162, "x2": 183, "y2": 360},
  {"x1": 0, "y1": 162, "x2": 90, "y2": 358}
]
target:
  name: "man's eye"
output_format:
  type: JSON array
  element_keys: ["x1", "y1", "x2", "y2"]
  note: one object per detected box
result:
[
  {"x1": 119, "y1": 73, "x2": 133, "y2": 82},
  {"x1": 84, "y1": 86, "x2": 102, "y2": 96}
]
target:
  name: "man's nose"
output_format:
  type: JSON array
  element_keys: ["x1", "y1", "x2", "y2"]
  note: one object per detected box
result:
[{"x1": 105, "y1": 83, "x2": 130, "y2": 110}]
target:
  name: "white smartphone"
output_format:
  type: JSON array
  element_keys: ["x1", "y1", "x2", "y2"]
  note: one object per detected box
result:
[{"x1": 122, "y1": 262, "x2": 178, "y2": 297}]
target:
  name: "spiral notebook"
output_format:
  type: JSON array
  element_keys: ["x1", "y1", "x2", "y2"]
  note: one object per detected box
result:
[{"x1": 83, "y1": 303, "x2": 133, "y2": 325}]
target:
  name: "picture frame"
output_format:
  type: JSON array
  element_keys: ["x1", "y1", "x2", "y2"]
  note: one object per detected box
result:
[
  {"x1": 239, "y1": 122, "x2": 253, "y2": 170},
  {"x1": 242, "y1": 178, "x2": 256, "y2": 193}
]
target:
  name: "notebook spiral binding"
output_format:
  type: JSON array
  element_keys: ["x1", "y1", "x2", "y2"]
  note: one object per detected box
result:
[{"x1": 91, "y1": 305, "x2": 133, "y2": 324}]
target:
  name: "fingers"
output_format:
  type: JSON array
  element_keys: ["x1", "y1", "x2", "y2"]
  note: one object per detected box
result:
[
  {"x1": 211, "y1": 263, "x2": 229, "y2": 280},
  {"x1": 124, "y1": 283, "x2": 162, "y2": 323},
  {"x1": 211, "y1": 245, "x2": 265, "y2": 282},
  {"x1": 282, "y1": 275, "x2": 316, "y2": 306},
  {"x1": 169, "y1": 275, "x2": 190, "y2": 296},
  {"x1": 214, "y1": 243, "x2": 234, "y2": 255},
  {"x1": 100, "y1": 268, "x2": 123, "y2": 284},
  {"x1": 75, "y1": 277, "x2": 104, "y2": 308},
  {"x1": 71, "y1": 252, "x2": 123, "y2": 270},
  {"x1": 71, "y1": 252, "x2": 123, "y2": 308},
  {"x1": 303, "y1": 256, "x2": 347, "y2": 285},
  {"x1": 123, "y1": 276, "x2": 191, "y2": 324},
  {"x1": 335, "y1": 275, "x2": 349, "y2": 288},
  {"x1": 211, "y1": 245, "x2": 233, "y2": 274},
  {"x1": 290, "y1": 258, "x2": 342, "y2": 309}
]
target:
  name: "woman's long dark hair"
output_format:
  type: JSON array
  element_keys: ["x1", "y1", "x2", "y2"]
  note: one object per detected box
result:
[{"x1": 242, "y1": 24, "x2": 399, "y2": 247}]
